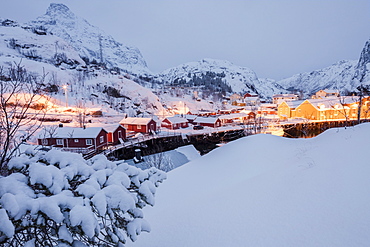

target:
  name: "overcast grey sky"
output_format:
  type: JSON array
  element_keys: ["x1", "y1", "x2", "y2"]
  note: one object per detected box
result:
[{"x1": 1, "y1": 0, "x2": 370, "y2": 79}]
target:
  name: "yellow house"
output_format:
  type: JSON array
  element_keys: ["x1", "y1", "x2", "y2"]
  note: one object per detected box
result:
[
  {"x1": 277, "y1": 100, "x2": 304, "y2": 120},
  {"x1": 294, "y1": 100, "x2": 318, "y2": 120},
  {"x1": 278, "y1": 96, "x2": 370, "y2": 121}
]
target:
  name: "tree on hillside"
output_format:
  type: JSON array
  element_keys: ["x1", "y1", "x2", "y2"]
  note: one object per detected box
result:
[
  {"x1": 0, "y1": 63, "x2": 47, "y2": 174},
  {"x1": 75, "y1": 99, "x2": 88, "y2": 128}
]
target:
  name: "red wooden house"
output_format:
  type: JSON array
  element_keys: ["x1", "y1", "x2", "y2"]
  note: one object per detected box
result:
[
  {"x1": 161, "y1": 116, "x2": 189, "y2": 130},
  {"x1": 104, "y1": 124, "x2": 126, "y2": 144},
  {"x1": 119, "y1": 117, "x2": 157, "y2": 134},
  {"x1": 38, "y1": 126, "x2": 108, "y2": 154},
  {"x1": 219, "y1": 112, "x2": 254, "y2": 125},
  {"x1": 193, "y1": 117, "x2": 221, "y2": 128}
]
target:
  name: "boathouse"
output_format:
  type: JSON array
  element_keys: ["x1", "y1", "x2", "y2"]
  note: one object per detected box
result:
[
  {"x1": 38, "y1": 126, "x2": 108, "y2": 154},
  {"x1": 120, "y1": 117, "x2": 157, "y2": 134}
]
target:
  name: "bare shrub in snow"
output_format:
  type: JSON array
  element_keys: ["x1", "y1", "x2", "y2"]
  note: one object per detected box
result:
[
  {"x1": 0, "y1": 63, "x2": 46, "y2": 174},
  {"x1": 144, "y1": 152, "x2": 174, "y2": 172},
  {"x1": 75, "y1": 100, "x2": 88, "y2": 128},
  {"x1": 0, "y1": 148, "x2": 166, "y2": 246}
]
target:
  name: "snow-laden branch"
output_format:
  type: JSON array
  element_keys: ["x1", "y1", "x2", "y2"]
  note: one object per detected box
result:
[{"x1": 0, "y1": 148, "x2": 166, "y2": 246}]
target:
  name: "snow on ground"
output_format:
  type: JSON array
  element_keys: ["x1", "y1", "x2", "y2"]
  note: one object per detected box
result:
[
  {"x1": 125, "y1": 145, "x2": 201, "y2": 172},
  {"x1": 127, "y1": 123, "x2": 370, "y2": 247}
]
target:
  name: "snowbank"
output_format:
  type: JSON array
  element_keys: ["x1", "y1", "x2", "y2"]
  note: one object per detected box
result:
[{"x1": 127, "y1": 123, "x2": 370, "y2": 247}]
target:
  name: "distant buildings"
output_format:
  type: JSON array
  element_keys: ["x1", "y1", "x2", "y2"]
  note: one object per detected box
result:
[
  {"x1": 312, "y1": 89, "x2": 340, "y2": 99},
  {"x1": 272, "y1": 94, "x2": 299, "y2": 105}
]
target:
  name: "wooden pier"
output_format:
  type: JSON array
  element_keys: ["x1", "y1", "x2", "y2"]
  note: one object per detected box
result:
[
  {"x1": 281, "y1": 119, "x2": 370, "y2": 138},
  {"x1": 99, "y1": 128, "x2": 246, "y2": 160}
]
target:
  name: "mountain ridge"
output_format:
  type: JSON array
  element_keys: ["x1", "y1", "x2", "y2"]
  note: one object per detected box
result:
[{"x1": 26, "y1": 3, "x2": 151, "y2": 75}]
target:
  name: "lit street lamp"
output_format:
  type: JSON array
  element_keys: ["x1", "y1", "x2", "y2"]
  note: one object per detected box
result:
[{"x1": 62, "y1": 85, "x2": 68, "y2": 107}]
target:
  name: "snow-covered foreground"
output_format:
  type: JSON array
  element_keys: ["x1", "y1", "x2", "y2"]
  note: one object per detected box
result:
[{"x1": 127, "y1": 123, "x2": 370, "y2": 247}]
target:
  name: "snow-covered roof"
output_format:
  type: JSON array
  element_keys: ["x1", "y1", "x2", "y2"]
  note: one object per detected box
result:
[
  {"x1": 102, "y1": 124, "x2": 124, "y2": 133},
  {"x1": 41, "y1": 127, "x2": 104, "y2": 138},
  {"x1": 273, "y1": 94, "x2": 298, "y2": 98},
  {"x1": 260, "y1": 103, "x2": 277, "y2": 108},
  {"x1": 307, "y1": 98, "x2": 337, "y2": 109},
  {"x1": 218, "y1": 113, "x2": 250, "y2": 120},
  {"x1": 194, "y1": 117, "x2": 220, "y2": 124},
  {"x1": 120, "y1": 117, "x2": 153, "y2": 125},
  {"x1": 307, "y1": 97, "x2": 360, "y2": 109},
  {"x1": 281, "y1": 100, "x2": 304, "y2": 108},
  {"x1": 183, "y1": 114, "x2": 198, "y2": 120},
  {"x1": 164, "y1": 116, "x2": 189, "y2": 124},
  {"x1": 244, "y1": 97, "x2": 260, "y2": 101}
]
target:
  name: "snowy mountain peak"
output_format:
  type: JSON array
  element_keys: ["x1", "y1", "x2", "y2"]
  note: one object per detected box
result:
[
  {"x1": 27, "y1": 3, "x2": 150, "y2": 75},
  {"x1": 353, "y1": 40, "x2": 370, "y2": 83},
  {"x1": 357, "y1": 40, "x2": 370, "y2": 69},
  {"x1": 46, "y1": 3, "x2": 73, "y2": 18}
]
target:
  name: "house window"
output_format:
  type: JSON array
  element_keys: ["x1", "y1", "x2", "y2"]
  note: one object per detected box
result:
[
  {"x1": 86, "y1": 139, "x2": 92, "y2": 145},
  {"x1": 42, "y1": 139, "x2": 48, "y2": 145},
  {"x1": 74, "y1": 139, "x2": 79, "y2": 143},
  {"x1": 137, "y1": 125, "x2": 141, "y2": 129},
  {"x1": 56, "y1": 139, "x2": 63, "y2": 145},
  {"x1": 100, "y1": 136, "x2": 104, "y2": 143}
]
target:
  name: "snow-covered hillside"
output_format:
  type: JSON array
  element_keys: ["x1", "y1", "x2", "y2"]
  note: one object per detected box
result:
[
  {"x1": 127, "y1": 123, "x2": 370, "y2": 246},
  {"x1": 158, "y1": 58, "x2": 286, "y2": 99},
  {"x1": 0, "y1": 18, "x2": 165, "y2": 117},
  {"x1": 0, "y1": 21, "x2": 84, "y2": 67},
  {"x1": 26, "y1": 3, "x2": 150, "y2": 75},
  {"x1": 275, "y1": 60, "x2": 357, "y2": 96}
]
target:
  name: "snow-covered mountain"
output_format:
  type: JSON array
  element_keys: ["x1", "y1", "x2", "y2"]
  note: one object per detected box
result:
[
  {"x1": 157, "y1": 58, "x2": 286, "y2": 99},
  {"x1": 275, "y1": 39, "x2": 370, "y2": 96},
  {"x1": 0, "y1": 19, "x2": 164, "y2": 117},
  {"x1": 353, "y1": 40, "x2": 370, "y2": 84},
  {"x1": 0, "y1": 19, "x2": 85, "y2": 67},
  {"x1": 26, "y1": 3, "x2": 150, "y2": 75},
  {"x1": 275, "y1": 60, "x2": 357, "y2": 96}
]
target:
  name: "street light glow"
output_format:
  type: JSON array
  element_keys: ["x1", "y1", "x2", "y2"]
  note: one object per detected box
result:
[{"x1": 62, "y1": 85, "x2": 68, "y2": 107}]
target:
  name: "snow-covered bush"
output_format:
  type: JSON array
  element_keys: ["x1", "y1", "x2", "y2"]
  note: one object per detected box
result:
[{"x1": 0, "y1": 148, "x2": 166, "y2": 246}]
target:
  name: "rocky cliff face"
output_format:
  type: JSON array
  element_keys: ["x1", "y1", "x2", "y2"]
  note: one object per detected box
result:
[
  {"x1": 26, "y1": 3, "x2": 150, "y2": 75},
  {"x1": 353, "y1": 40, "x2": 370, "y2": 84}
]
